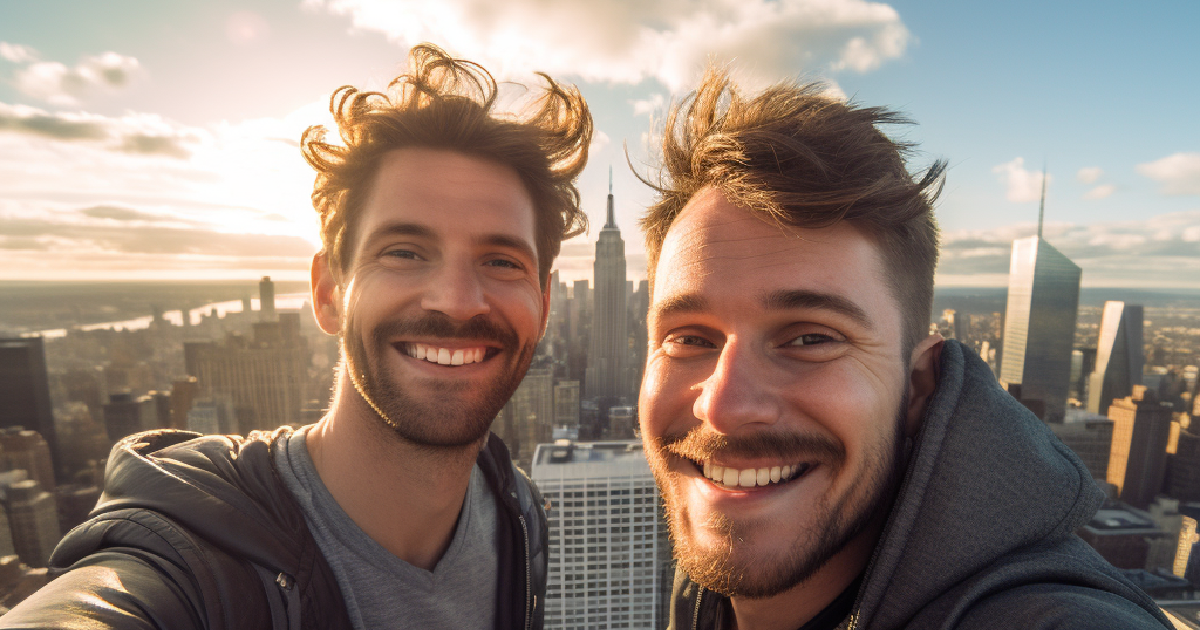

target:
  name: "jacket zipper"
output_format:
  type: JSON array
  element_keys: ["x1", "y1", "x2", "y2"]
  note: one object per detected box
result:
[{"x1": 519, "y1": 514, "x2": 532, "y2": 630}]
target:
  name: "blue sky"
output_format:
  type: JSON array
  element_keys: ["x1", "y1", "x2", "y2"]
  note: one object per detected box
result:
[{"x1": 1, "y1": 0, "x2": 1197, "y2": 287}]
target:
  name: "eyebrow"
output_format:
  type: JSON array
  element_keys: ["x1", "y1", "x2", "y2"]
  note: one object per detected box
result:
[
  {"x1": 361, "y1": 222, "x2": 538, "y2": 265},
  {"x1": 652, "y1": 289, "x2": 873, "y2": 330}
]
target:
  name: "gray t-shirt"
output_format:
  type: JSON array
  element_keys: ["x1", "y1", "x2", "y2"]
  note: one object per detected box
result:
[{"x1": 276, "y1": 426, "x2": 498, "y2": 630}]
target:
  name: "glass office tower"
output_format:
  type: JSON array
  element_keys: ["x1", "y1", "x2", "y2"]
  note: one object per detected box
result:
[{"x1": 1000, "y1": 235, "x2": 1082, "y2": 422}]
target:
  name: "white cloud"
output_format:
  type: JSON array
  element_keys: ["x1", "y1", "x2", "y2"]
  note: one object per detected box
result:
[
  {"x1": 992, "y1": 157, "x2": 1048, "y2": 203},
  {"x1": 1076, "y1": 166, "x2": 1102, "y2": 184},
  {"x1": 0, "y1": 42, "x2": 38, "y2": 63},
  {"x1": 307, "y1": 0, "x2": 912, "y2": 91},
  {"x1": 0, "y1": 98, "x2": 325, "y2": 281},
  {"x1": 1137, "y1": 152, "x2": 1200, "y2": 196},
  {"x1": 1084, "y1": 184, "x2": 1115, "y2": 200},
  {"x1": 589, "y1": 129, "x2": 611, "y2": 155},
  {"x1": 936, "y1": 210, "x2": 1200, "y2": 287},
  {"x1": 631, "y1": 93, "x2": 665, "y2": 117},
  {"x1": 13, "y1": 51, "x2": 140, "y2": 105}
]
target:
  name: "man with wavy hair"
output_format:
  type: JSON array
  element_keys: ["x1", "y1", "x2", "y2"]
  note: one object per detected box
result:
[
  {"x1": 4, "y1": 45, "x2": 591, "y2": 630},
  {"x1": 638, "y1": 70, "x2": 1172, "y2": 630}
]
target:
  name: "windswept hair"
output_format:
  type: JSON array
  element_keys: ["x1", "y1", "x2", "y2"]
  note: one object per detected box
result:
[
  {"x1": 301, "y1": 43, "x2": 592, "y2": 286},
  {"x1": 641, "y1": 69, "x2": 946, "y2": 352}
]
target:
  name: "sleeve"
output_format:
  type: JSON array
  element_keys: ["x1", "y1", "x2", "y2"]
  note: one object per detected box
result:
[{"x1": 0, "y1": 550, "x2": 205, "y2": 630}]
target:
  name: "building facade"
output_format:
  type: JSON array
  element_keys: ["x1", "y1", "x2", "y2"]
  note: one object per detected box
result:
[
  {"x1": 586, "y1": 175, "x2": 629, "y2": 402},
  {"x1": 1000, "y1": 236, "x2": 1082, "y2": 423},
  {"x1": 0, "y1": 338, "x2": 58, "y2": 477},
  {"x1": 1088, "y1": 301, "x2": 1145, "y2": 416},
  {"x1": 1108, "y1": 389, "x2": 1174, "y2": 508},
  {"x1": 532, "y1": 441, "x2": 671, "y2": 630}
]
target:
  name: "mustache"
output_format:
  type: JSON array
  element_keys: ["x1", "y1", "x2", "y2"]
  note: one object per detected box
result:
[
  {"x1": 656, "y1": 427, "x2": 845, "y2": 463},
  {"x1": 370, "y1": 313, "x2": 518, "y2": 349}
]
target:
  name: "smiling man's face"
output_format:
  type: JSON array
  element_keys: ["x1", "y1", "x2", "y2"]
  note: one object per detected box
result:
[
  {"x1": 315, "y1": 148, "x2": 549, "y2": 448},
  {"x1": 640, "y1": 187, "x2": 929, "y2": 598}
]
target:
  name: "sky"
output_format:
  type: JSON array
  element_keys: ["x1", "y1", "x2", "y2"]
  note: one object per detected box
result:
[{"x1": 1, "y1": 0, "x2": 1198, "y2": 288}]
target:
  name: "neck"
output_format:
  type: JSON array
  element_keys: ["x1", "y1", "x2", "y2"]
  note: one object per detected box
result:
[
  {"x1": 728, "y1": 517, "x2": 881, "y2": 630},
  {"x1": 306, "y1": 365, "x2": 482, "y2": 571}
]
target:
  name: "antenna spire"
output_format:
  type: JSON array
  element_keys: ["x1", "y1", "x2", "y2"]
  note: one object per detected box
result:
[
  {"x1": 1037, "y1": 164, "x2": 1046, "y2": 240},
  {"x1": 605, "y1": 166, "x2": 616, "y2": 228}
]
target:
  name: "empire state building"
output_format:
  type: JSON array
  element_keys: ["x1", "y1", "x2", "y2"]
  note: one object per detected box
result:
[{"x1": 585, "y1": 171, "x2": 628, "y2": 401}]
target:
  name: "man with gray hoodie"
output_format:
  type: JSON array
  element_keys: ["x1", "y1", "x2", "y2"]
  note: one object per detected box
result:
[{"x1": 636, "y1": 68, "x2": 1173, "y2": 630}]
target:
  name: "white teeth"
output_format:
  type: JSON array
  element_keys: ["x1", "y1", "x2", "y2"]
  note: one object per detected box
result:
[
  {"x1": 722, "y1": 468, "x2": 739, "y2": 487},
  {"x1": 701, "y1": 461, "x2": 807, "y2": 487},
  {"x1": 739, "y1": 469, "x2": 756, "y2": 487},
  {"x1": 405, "y1": 344, "x2": 489, "y2": 366}
]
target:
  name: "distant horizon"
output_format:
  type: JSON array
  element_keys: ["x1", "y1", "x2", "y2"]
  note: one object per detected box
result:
[{"x1": 5, "y1": 278, "x2": 1200, "y2": 297}]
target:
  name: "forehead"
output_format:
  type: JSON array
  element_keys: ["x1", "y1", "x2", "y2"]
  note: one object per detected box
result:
[
  {"x1": 357, "y1": 148, "x2": 537, "y2": 247},
  {"x1": 652, "y1": 188, "x2": 899, "y2": 330}
]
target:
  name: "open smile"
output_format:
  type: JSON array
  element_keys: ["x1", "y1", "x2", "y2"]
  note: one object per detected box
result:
[
  {"x1": 686, "y1": 457, "x2": 816, "y2": 489},
  {"x1": 396, "y1": 342, "x2": 502, "y2": 366}
]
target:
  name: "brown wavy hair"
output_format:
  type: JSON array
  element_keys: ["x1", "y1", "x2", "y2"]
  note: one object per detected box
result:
[
  {"x1": 641, "y1": 69, "x2": 946, "y2": 353},
  {"x1": 301, "y1": 43, "x2": 592, "y2": 287}
]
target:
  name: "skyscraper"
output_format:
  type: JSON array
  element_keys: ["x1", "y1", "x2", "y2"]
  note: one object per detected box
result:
[
  {"x1": 999, "y1": 192, "x2": 1082, "y2": 422},
  {"x1": 1107, "y1": 388, "x2": 1173, "y2": 509},
  {"x1": 586, "y1": 170, "x2": 629, "y2": 402},
  {"x1": 184, "y1": 313, "x2": 309, "y2": 433},
  {"x1": 532, "y1": 440, "x2": 670, "y2": 630},
  {"x1": 1088, "y1": 301, "x2": 1145, "y2": 417},
  {"x1": 0, "y1": 338, "x2": 58, "y2": 476},
  {"x1": 3, "y1": 479, "x2": 60, "y2": 568},
  {"x1": 259, "y1": 275, "x2": 276, "y2": 322}
]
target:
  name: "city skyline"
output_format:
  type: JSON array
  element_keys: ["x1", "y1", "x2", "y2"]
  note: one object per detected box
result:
[{"x1": 1, "y1": 1, "x2": 1199, "y2": 288}]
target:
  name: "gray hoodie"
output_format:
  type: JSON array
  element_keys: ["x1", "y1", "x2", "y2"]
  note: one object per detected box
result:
[{"x1": 669, "y1": 340, "x2": 1174, "y2": 630}]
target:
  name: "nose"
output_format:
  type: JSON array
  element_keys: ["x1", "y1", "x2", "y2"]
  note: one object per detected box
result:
[
  {"x1": 420, "y1": 262, "x2": 491, "y2": 321},
  {"x1": 693, "y1": 339, "x2": 780, "y2": 433}
]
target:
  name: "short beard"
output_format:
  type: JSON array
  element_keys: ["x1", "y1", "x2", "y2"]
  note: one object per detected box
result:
[
  {"x1": 342, "y1": 309, "x2": 534, "y2": 449},
  {"x1": 651, "y1": 398, "x2": 908, "y2": 599}
]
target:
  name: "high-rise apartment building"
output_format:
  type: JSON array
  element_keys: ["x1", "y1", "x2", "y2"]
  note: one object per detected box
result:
[
  {"x1": 531, "y1": 440, "x2": 670, "y2": 630},
  {"x1": 1108, "y1": 388, "x2": 1173, "y2": 508},
  {"x1": 0, "y1": 338, "x2": 58, "y2": 476},
  {"x1": 501, "y1": 366, "x2": 555, "y2": 470},
  {"x1": 3, "y1": 479, "x2": 60, "y2": 568},
  {"x1": 999, "y1": 234, "x2": 1081, "y2": 423},
  {"x1": 1088, "y1": 302, "x2": 1145, "y2": 417},
  {"x1": 0, "y1": 429, "x2": 57, "y2": 496},
  {"x1": 1167, "y1": 426, "x2": 1200, "y2": 502},
  {"x1": 554, "y1": 380, "x2": 581, "y2": 430},
  {"x1": 1051, "y1": 411, "x2": 1113, "y2": 481},
  {"x1": 184, "y1": 313, "x2": 309, "y2": 433},
  {"x1": 586, "y1": 173, "x2": 629, "y2": 402},
  {"x1": 102, "y1": 392, "x2": 158, "y2": 444}
]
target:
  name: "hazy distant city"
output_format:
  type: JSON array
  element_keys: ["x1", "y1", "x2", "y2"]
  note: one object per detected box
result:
[{"x1": 1, "y1": 197, "x2": 1200, "y2": 624}]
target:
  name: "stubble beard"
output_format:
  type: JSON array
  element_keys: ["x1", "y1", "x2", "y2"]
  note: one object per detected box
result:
[
  {"x1": 342, "y1": 309, "x2": 535, "y2": 449},
  {"x1": 650, "y1": 399, "x2": 909, "y2": 599}
]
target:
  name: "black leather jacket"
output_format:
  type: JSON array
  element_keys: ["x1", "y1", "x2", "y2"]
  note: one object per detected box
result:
[{"x1": 2, "y1": 427, "x2": 548, "y2": 630}]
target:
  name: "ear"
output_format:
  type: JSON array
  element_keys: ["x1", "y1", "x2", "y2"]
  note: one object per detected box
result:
[
  {"x1": 537, "y1": 278, "x2": 553, "y2": 341},
  {"x1": 903, "y1": 334, "x2": 944, "y2": 437},
  {"x1": 311, "y1": 252, "x2": 343, "y2": 336}
]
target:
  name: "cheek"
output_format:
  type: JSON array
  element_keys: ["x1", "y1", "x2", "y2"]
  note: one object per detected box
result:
[{"x1": 639, "y1": 357, "x2": 705, "y2": 435}]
